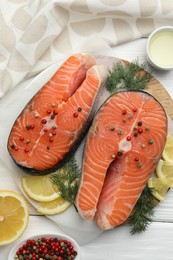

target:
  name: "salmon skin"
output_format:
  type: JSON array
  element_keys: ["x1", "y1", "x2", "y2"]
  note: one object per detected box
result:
[
  {"x1": 7, "y1": 53, "x2": 108, "y2": 174},
  {"x1": 76, "y1": 91, "x2": 167, "y2": 230}
]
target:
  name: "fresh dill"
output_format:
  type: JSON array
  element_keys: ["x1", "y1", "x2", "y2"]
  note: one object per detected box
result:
[
  {"x1": 128, "y1": 186, "x2": 158, "y2": 235},
  {"x1": 51, "y1": 157, "x2": 80, "y2": 203},
  {"x1": 106, "y1": 60, "x2": 152, "y2": 94}
]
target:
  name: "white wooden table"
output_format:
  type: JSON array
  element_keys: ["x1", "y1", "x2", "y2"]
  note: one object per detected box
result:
[{"x1": 1, "y1": 38, "x2": 173, "y2": 260}]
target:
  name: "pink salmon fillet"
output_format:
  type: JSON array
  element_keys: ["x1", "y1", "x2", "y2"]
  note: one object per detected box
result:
[
  {"x1": 76, "y1": 91, "x2": 167, "y2": 229},
  {"x1": 8, "y1": 53, "x2": 108, "y2": 173}
]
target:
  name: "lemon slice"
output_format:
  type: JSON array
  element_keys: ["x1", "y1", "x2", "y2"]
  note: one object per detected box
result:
[
  {"x1": 148, "y1": 177, "x2": 169, "y2": 201},
  {"x1": 156, "y1": 159, "x2": 173, "y2": 187},
  {"x1": 37, "y1": 197, "x2": 71, "y2": 215},
  {"x1": 0, "y1": 190, "x2": 29, "y2": 246},
  {"x1": 21, "y1": 175, "x2": 60, "y2": 202},
  {"x1": 162, "y1": 135, "x2": 173, "y2": 163}
]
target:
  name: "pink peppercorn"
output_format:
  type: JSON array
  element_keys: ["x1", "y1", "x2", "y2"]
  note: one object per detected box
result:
[
  {"x1": 138, "y1": 128, "x2": 143, "y2": 134},
  {"x1": 126, "y1": 136, "x2": 131, "y2": 141},
  {"x1": 14, "y1": 236, "x2": 78, "y2": 259},
  {"x1": 42, "y1": 119, "x2": 47, "y2": 124},
  {"x1": 73, "y1": 112, "x2": 78, "y2": 117}
]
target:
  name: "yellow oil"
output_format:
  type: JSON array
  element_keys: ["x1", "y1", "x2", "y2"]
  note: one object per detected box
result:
[{"x1": 149, "y1": 31, "x2": 173, "y2": 67}]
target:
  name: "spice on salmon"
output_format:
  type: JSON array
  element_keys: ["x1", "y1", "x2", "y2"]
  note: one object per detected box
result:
[
  {"x1": 78, "y1": 107, "x2": 82, "y2": 112},
  {"x1": 118, "y1": 130, "x2": 123, "y2": 135},
  {"x1": 110, "y1": 126, "x2": 115, "y2": 131}
]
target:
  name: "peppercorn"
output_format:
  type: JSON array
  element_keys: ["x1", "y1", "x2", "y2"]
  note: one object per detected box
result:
[
  {"x1": 118, "y1": 130, "x2": 123, "y2": 135},
  {"x1": 77, "y1": 107, "x2": 82, "y2": 112},
  {"x1": 117, "y1": 151, "x2": 123, "y2": 157},
  {"x1": 73, "y1": 112, "x2": 78, "y2": 118},
  {"x1": 122, "y1": 109, "x2": 127, "y2": 115},
  {"x1": 53, "y1": 110, "x2": 58, "y2": 115},
  {"x1": 145, "y1": 126, "x2": 150, "y2": 131},
  {"x1": 20, "y1": 136, "x2": 24, "y2": 141},
  {"x1": 138, "y1": 128, "x2": 143, "y2": 134},
  {"x1": 47, "y1": 109, "x2": 51, "y2": 114},
  {"x1": 110, "y1": 126, "x2": 115, "y2": 131},
  {"x1": 137, "y1": 162, "x2": 142, "y2": 168},
  {"x1": 52, "y1": 131, "x2": 56, "y2": 136},
  {"x1": 138, "y1": 121, "x2": 142, "y2": 126},
  {"x1": 42, "y1": 119, "x2": 47, "y2": 124},
  {"x1": 51, "y1": 115, "x2": 55, "y2": 120},
  {"x1": 26, "y1": 125, "x2": 31, "y2": 130},
  {"x1": 14, "y1": 237, "x2": 78, "y2": 259},
  {"x1": 25, "y1": 139, "x2": 30, "y2": 144},
  {"x1": 128, "y1": 114, "x2": 133, "y2": 119},
  {"x1": 126, "y1": 136, "x2": 131, "y2": 141},
  {"x1": 34, "y1": 112, "x2": 39, "y2": 118},
  {"x1": 11, "y1": 144, "x2": 15, "y2": 149},
  {"x1": 148, "y1": 139, "x2": 153, "y2": 144}
]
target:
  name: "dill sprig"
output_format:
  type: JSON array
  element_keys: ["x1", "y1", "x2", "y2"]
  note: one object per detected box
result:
[
  {"x1": 128, "y1": 186, "x2": 158, "y2": 235},
  {"x1": 106, "y1": 60, "x2": 152, "y2": 94},
  {"x1": 51, "y1": 157, "x2": 80, "y2": 203}
]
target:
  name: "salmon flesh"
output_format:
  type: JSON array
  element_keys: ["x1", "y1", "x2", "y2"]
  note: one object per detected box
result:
[
  {"x1": 7, "y1": 53, "x2": 108, "y2": 174},
  {"x1": 76, "y1": 91, "x2": 167, "y2": 230}
]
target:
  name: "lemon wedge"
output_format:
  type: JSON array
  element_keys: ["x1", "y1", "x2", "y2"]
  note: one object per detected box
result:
[
  {"x1": 37, "y1": 197, "x2": 71, "y2": 215},
  {"x1": 148, "y1": 177, "x2": 169, "y2": 201},
  {"x1": 156, "y1": 159, "x2": 173, "y2": 188},
  {"x1": 21, "y1": 175, "x2": 60, "y2": 202},
  {"x1": 162, "y1": 135, "x2": 173, "y2": 163},
  {"x1": 0, "y1": 190, "x2": 29, "y2": 246}
]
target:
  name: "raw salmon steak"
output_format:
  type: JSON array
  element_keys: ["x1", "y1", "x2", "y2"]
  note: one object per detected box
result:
[
  {"x1": 7, "y1": 53, "x2": 108, "y2": 174},
  {"x1": 76, "y1": 91, "x2": 167, "y2": 229}
]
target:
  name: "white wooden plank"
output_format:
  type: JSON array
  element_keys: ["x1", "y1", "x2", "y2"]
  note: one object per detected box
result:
[
  {"x1": 0, "y1": 163, "x2": 39, "y2": 215},
  {"x1": 154, "y1": 189, "x2": 173, "y2": 222},
  {"x1": 81, "y1": 221, "x2": 173, "y2": 260},
  {"x1": 1, "y1": 216, "x2": 173, "y2": 260}
]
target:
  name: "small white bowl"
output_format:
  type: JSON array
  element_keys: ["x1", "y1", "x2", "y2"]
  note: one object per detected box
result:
[
  {"x1": 146, "y1": 26, "x2": 173, "y2": 70},
  {"x1": 8, "y1": 233, "x2": 80, "y2": 260}
]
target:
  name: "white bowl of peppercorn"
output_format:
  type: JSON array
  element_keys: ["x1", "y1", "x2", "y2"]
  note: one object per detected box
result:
[{"x1": 8, "y1": 233, "x2": 80, "y2": 260}]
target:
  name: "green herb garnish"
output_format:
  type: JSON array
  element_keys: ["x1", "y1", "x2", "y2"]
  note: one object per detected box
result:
[
  {"x1": 128, "y1": 186, "x2": 158, "y2": 234},
  {"x1": 51, "y1": 157, "x2": 80, "y2": 203},
  {"x1": 106, "y1": 60, "x2": 152, "y2": 94}
]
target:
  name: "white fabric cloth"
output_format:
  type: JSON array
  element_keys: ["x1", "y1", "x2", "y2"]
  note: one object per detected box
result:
[{"x1": 0, "y1": 0, "x2": 173, "y2": 97}]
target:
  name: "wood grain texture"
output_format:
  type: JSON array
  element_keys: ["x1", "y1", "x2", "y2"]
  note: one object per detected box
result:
[
  {"x1": 2, "y1": 216, "x2": 173, "y2": 260},
  {"x1": 122, "y1": 58, "x2": 173, "y2": 120},
  {"x1": 147, "y1": 76, "x2": 173, "y2": 120}
]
